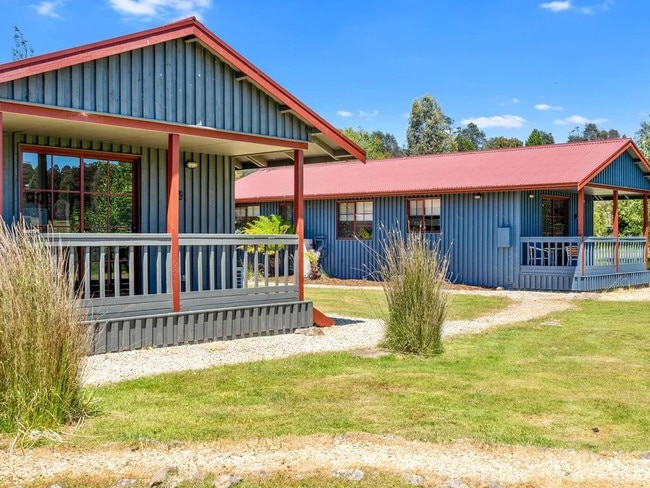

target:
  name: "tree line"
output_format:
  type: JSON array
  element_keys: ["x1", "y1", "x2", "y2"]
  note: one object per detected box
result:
[{"x1": 343, "y1": 94, "x2": 631, "y2": 160}]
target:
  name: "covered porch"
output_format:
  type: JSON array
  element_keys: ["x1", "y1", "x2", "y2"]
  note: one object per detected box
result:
[{"x1": 519, "y1": 184, "x2": 650, "y2": 291}]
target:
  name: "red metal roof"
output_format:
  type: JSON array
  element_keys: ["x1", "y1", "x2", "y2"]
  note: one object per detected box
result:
[
  {"x1": 0, "y1": 17, "x2": 365, "y2": 163},
  {"x1": 236, "y1": 139, "x2": 650, "y2": 202}
]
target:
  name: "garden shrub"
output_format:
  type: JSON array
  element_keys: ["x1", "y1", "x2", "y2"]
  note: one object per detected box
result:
[
  {"x1": 378, "y1": 229, "x2": 449, "y2": 356},
  {"x1": 0, "y1": 221, "x2": 91, "y2": 433}
]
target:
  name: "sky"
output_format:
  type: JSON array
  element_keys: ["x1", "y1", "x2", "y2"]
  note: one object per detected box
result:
[{"x1": 0, "y1": 0, "x2": 649, "y2": 146}]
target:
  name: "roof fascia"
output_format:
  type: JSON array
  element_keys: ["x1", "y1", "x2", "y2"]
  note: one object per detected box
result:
[
  {"x1": 0, "y1": 100, "x2": 309, "y2": 150},
  {"x1": 578, "y1": 140, "x2": 650, "y2": 189}
]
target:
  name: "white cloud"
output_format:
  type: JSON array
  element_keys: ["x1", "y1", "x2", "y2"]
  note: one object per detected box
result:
[
  {"x1": 32, "y1": 1, "x2": 63, "y2": 18},
  {"x1": 510, "y1": 98, "x2": 520, "y2": 104},
  {"x1": 540, "y1": 0, "x2": 614, "y2": 14},
  {"x1": 554, "y1": 114, "x2": 608, "y2": 125},
  {"x1": 109, "y1": 0, "x2": 212, "y2": 20},
  {"x1": 540, "y1": 1, "x2": 571, "y2": 12},
  {"x1": 337, "y1": 110, "x2": 353, "y2": 117},
  {"x1": 359, "y1": 110, "x2": 379, "y2": 118},
  {"x1": 461, "y1": 115, "x2": 525, "y2": 129},
  {"x1": 535, "y1": 103, "x2": 564, "y2": 111}
]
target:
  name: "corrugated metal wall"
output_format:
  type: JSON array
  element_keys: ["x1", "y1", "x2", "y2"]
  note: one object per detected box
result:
[
  {"x1": 0, "y1": 39, "x2": 310, "y2": 141},
  {"x1": 591, "y1": 152, "x2": 650, "y2": 189},
  {"x1": 5, "y1": 133, "x2": 234, "y2": 234},
  {"x1": 520, "y1": 190, "x2": 594, "y2": 237}
]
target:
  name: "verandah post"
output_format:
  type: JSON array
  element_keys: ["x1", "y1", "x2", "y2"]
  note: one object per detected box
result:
[
  {"x1": 643, "y1": 193, "x2": 648, "y2": 269},
  {"x1": 0, "y1": 112, "x2": 3, "y2": 219},
  {"x1": 167, "y1": 133, "x2": 181, "y2": 312},
  {"x1": 578, "y1": 187, "x2": 585, "y2": 276},
  {"x1": 613, "y1": 190, "x2": 619, "y2": 273},
  {"x1": 293, "y1": 149, "x2": 304, "y2": 301}
]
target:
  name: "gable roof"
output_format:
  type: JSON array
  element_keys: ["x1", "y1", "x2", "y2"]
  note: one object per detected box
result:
[
  {"x1": 0, "y1": 17, "x2": 365, "y2": 165},
  {"x1": 236, "y1": 139, "x2": 650, "y2": 202}
]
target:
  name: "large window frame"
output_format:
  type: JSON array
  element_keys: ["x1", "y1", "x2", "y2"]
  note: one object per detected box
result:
[
  {"x1": 541, "y1": 195, "x2": 569, "y2": 236},
  {"x1": 20, "y1": 145, "x2": 140, "y2": 233},
  {"x1": 337, "y1": 200, "x2": 373, "y2": 240},
  {"x1": 408, "y1": 197, "x2": 441, "y2": 233}
]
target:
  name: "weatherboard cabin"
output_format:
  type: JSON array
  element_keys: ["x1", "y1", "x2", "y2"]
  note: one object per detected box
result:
[
  {"x1": 236, "y1": 139, "x2": 650, "y2": 292},
  {"x1": 0, "y1": 18, "x2": 365, "y2": 353}
]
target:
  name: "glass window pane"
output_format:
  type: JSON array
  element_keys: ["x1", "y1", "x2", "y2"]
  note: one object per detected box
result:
[
  {"x1": 23, "y1": 192, "x2": 50, "y2": 229},
  {"x1": 109, "y1": 196, "x2": 133, "y2": 231},
  {"x1": 22, "y1": 152, "x2": 49, "y2": 190},
  {"x1": 52, "y1": 194, "x2": 81, "y2": 232},
  {"x1": 52, "y1": 155, "x2": 81, "y2": 191},
  {"x1": 85, "y1": 195, "x2": 109, "y2": 231},
  {"x1": 85, "y1": 159, "x2": 109, "y2": 193},
  {"x1": 109, "y1": 161, "x2": 133, "y2": 194}
]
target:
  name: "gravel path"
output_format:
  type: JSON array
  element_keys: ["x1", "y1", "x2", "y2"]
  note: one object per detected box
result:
[{"x1": 3, "y1": 287, "x2": 650, "y2": 487}]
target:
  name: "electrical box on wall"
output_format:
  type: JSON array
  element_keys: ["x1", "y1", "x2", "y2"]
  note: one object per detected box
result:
[{"x1": 497, "y1": 226, "x2": 512, "y2": 248}]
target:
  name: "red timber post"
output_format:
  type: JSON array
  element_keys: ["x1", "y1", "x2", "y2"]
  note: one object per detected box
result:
[
  {"x1": 293, "y1": 149, "x2": 305, "y2": 301},
  {"x1": 0, "y1": 112, "x2": 3, "y2": 219},
  {"x1": 167, "y1": 134, "x2": 181, "y2": 312},
  {"x1": 643, "y1": 193, "x2": 648, "y2": 269},
  {"x1": 613, "y1": 190, "x2": 619, "y2": 273},
  {"x1": 577, "y1": 187, "x2": 585, "y2": 276}
]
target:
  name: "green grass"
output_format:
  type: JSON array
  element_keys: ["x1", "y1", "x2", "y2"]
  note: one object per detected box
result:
[
  {"x1": 305, "y1": 287, "x2": 509, "y2": 321},
  {"x1": 67, "y1": 300, "x2": 650, "y2": 453}
]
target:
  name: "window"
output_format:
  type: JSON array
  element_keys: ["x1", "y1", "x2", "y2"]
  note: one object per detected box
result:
[
  {"x1": 21, "y1": 148, "x2": 137, "y2": 233},
  {"x1": 279, "y1": 202, "x2": 293, "y2": 223},
  {"x1": 408, "y1": 198, "x2": 441, "y2": 233},
  {"x1": 541, "y1": 196, "x2": 568, "y2": 236},
  {"x1": 338, "y1": 201, "x2": 373, "y2": 239},
  {"x1": 235, "y1": 204, "x2": 260, "y2": 229}
]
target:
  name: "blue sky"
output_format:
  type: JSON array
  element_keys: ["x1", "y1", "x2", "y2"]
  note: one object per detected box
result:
[{"x1": 1, "y1": 0, "x2": 648, "y2": 145}]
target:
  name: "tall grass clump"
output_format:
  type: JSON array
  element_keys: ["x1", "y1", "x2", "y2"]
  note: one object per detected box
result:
[
  {"x1": 378, "y1": 230, "x2": 449, "y2": 356},
  {"x1": 0, "y1": 221, "x2": 90, "y2": 433}
]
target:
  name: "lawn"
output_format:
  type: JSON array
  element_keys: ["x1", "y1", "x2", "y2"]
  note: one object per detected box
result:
[
  {"x1": 70, "y1": 300, "x2": 650, "y2": 453},
  {"x1": 305, "y1": 286, "x2": 509, "y2": 320}
]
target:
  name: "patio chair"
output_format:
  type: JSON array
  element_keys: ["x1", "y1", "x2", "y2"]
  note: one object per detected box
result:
[
  {"x1": 565, "y1": 245, "x2": 578, "y2": 266},
  {"x1": 527, "y1": 245, "x2": 545, "y2": 266}
]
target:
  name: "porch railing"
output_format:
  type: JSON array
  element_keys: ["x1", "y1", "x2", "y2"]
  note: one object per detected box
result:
[
  {"x1": 521, "y1": 236, "x2": 647, "y2": 274},
  {"x1": 43, "y1": 233, "x2": 299, "y2": 316}
]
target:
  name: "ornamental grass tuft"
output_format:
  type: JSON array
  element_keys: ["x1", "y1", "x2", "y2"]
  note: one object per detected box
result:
[
  {"x1": 0, "y1": 221, "x2": 91, "y2": 433},
  {"x1": 378, "y1": 229, "x2": 449, "y2": 356}
]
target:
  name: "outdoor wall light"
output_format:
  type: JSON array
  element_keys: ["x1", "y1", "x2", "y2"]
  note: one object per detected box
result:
[
  {"x1": 473, "y1": 193, "x2": 481, "y2": 200},
  {"x1": 528, "y1": 192, "x2": 536, "y2": 199},
  {"x1": 185, "y1": 161, "x2": 198, "y2": 169}
]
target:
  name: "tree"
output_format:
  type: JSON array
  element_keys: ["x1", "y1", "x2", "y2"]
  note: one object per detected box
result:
[
  {"x1": 635, "y1": 114, "x2": 650, "y2": 156},
  {"x1": 406, "y1": 94, "x2": 457, "y2": 155},
  {"x1": 341, "y1": 128, "x2": 404, "y2": 160},
  {"x1": 525, "y1": 129, "x2": 555, "y2": 146},
  {"x1": 483, "y1": 136, "x2": 523, "y2": 149},
  {"x1": 567, "y1": 123, "x2": 622, "y2": 142},
  {"x1": 12, "y1": 26, "x2": 33, "y2": 61},
  {"x1": 455, "y1": 122, "x2": 486, "y2": 152}
]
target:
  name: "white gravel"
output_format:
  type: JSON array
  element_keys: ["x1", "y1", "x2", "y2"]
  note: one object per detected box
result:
[{"x1": 83, "y1": 289, "x2": 581, "y2": 386}]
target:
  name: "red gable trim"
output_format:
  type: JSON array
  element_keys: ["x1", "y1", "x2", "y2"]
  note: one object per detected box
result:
[
  {"x1": 0, "y1": 17, "x2": 365, "y2": 163},
  {"x1": 578, "y1": 139, "x2": 650, "y2": 189},
  {"x1": 0, "y1": 100, "x2": 309, "y2": 150}
]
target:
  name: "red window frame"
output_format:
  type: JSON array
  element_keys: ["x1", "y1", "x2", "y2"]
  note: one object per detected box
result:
[
  {"x1": 337, "y1": 200, "x2": 373, "y2": 240},
  {"x1": 541, "y1": 195, "x2": 569, "y2": 236},
  {"x1": 20, "y1": 145, "x2": 140, "y2": 233},
  {"x1": 407, "y1": 197, "x2": 441, "y2": 233}
]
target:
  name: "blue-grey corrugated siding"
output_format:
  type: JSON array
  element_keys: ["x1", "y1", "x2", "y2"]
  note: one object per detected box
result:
[
  {"x1": 591, "y1": 152, "x2": 650, "y2": 190},
  {"x1": 0, "y1": 40, "x2": 310, "y2": 141},
  {"x1": 7, "y1": 134, "x2": 234, "y2": 234},
  {"x1": 2, "y1": 131, "x2": 13, "y2": 221},
  {"x1": 520, "y1": 190, "x2": 594, "y2": 237},
  {"x1": 441, "y1": 192, "x2": 519, "y2": 288}
]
